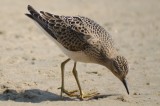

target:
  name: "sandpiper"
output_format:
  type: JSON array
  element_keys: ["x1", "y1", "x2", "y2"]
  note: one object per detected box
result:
[{"x1": 26, "y1": 5, "x2": 129, "y2": 100}]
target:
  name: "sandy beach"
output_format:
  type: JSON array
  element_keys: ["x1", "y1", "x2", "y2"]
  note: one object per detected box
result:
[{"x1": 0, "y1": 0, "x2": 160, "y2": 105}]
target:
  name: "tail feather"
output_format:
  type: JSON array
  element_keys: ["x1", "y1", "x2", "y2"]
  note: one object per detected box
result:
[
  {"x1": 27, "y1": 5, "x2": 40, "y2": 16},
  {"x1": 25, "y1": 5, "x2": 57, "y2": 39},
  {"x1": 25, "y1": 13, "x2": 34, "y2": 20}
]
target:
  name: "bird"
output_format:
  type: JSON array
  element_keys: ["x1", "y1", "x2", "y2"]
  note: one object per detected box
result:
[{"x1": 26, "y1": 5, "x2": 129, "y2": 100}]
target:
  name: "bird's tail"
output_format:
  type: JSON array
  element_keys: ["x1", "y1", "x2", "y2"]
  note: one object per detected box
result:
[{"x1": 25, "y1": 5, "x2": 56, "y2": 39}]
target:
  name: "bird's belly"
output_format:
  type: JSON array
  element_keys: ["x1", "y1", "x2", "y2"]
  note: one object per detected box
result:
[
  {"x1": 51, "y1": 38, "x2": 92, "y2": 63},
  {"x1": 62, "y1": 48, "x2": 92, "y2": 63},
  {"x1": 59, "y1": 45, "x2": 92, "y2": 63}
]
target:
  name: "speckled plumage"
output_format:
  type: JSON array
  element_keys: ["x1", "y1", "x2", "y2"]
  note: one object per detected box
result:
[
  {"x1": 26, "y1": 5, "x2": 129, "y2": 99},
  {"x1": 26, "y1": 5, "x2": 116, "y2": 62}
]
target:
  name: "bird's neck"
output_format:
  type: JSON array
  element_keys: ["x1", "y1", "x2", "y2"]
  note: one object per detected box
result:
[
  {"x1": 96, "y1": 47, "x2": 118, "y2": 71},
  {"x1": 98, "y1": 56, "x2": 112, "y2": 71}
]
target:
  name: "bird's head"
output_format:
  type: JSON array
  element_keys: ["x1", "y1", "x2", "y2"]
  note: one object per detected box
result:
[{"x1": 110, "y1": 55, "x2": 129, "y2": 94}]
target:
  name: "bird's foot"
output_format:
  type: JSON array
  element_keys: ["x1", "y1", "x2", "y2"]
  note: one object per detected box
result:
[
  {"x1": 78, "y1": 91, "x2": 100, "y2": 100},
  {"x1": 58, "y1": 87, "x2": 99, "y2": 100},
  {"x1": 58, "y1": 87, "x2": 79, "y2": 97}
]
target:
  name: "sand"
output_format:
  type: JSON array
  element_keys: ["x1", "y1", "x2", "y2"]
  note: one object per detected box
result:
[{"x1": 0, "y1": 0, "x2": 160, "y2": 105}]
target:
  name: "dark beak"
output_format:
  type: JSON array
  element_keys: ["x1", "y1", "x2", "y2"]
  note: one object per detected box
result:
[{"x1": 122, "y1": 79, "x2": 129, "y2": 95}]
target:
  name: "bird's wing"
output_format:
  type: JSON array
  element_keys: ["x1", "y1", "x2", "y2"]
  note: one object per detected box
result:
[
  {"x1": 26, "y1": 5, "x2": 113, "y2": 51},
  {"x1": 26, "y1": 5, "x2": 90, "y2": 51},
  {"x1": 56, "y1": 15, "x2": 114, "y2": 50}
]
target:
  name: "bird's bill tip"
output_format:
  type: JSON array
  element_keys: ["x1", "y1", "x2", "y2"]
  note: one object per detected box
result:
[{"x1": 122, "y1": 79, "x2": 129, "y2": 95}]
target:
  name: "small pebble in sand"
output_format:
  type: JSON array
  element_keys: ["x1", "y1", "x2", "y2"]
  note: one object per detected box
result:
[
  {"x1": 133, "y1": 92, "x2": 141, "y2": 95},
  {"x1": 3, "y1": 89, "x2": 17, "y2": 94},
  {"x1": 1, "y1": 85, "x2": 9, "y2": 89},
  {"x1": 0, "y1": 31, "x2": 4, "y2": 35},
  {"x1": 116, "y1": 96, "x2": 127, "y2": 102},
  {"x1": 32, "y1": 57, "x2": 36, "y2": 61},
  {"x1": 86, "y1": 71, "x2": 98, "y2": 74},
  {"x1": 146, "y1": 82, "x2": 150, "y2": 85}
]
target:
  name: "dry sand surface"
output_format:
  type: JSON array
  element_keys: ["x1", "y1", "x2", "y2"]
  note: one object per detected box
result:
[{"x1": 0, "y1": 0, "x2": 160, "y2": 106}]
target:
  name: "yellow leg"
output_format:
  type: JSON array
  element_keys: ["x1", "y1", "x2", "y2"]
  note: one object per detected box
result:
[
  {"x1": 60, "y1": 58, "x2": 78, "y2": 97},
  {"x1": 72, "y1": 62, "x2": 99, "y2": 100},
  {"x1": 72, "y1": 62, "x2": 83, "y2": 98}
]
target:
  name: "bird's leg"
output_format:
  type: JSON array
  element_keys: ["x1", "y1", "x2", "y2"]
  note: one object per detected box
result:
[
  {"x1": 60, "y1": 58, "x2": 78, "y2": 98},
  {"x1": 72, "y1": 62, "x2": 99, "y2": 100}
]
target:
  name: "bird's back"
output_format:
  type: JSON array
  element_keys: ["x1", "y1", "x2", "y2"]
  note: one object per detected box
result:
[{"x1": 26, "y1": 5, "x2": 116, "y2": 62}]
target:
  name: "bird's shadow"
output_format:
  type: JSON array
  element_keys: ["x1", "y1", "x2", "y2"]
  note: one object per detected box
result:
[
  {"x1": 0, "y1": 89, "x2": 71, "y2": 103},
  {"x1": 0, "y1": 89, "x2": 118, "y2": 103}
]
